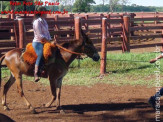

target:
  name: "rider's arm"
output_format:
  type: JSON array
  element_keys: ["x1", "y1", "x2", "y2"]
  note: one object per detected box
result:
[
  {"x1": 150, "y1": 53, "x2": 163, "y2": 63},
  {"x1": 156, "y1": 54, "x2": 163, "y2": 60}
]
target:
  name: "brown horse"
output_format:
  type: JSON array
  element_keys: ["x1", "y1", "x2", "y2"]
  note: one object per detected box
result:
[{"x1": 0, "y1": 30, "x2": 100, "y2": 113}]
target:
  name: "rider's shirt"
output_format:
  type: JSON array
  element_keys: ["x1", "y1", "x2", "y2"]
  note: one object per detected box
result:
[{"x1": 33, "y1": 17, "x2": 52, "y2": 42}]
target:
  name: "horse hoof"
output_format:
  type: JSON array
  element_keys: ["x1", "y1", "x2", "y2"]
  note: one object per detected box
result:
[
  {"x1": 60, "y1": 109, "x2": 65, "y2": 114},
  {"x1": 42, "y1": 104, "x2": 49, "y2": 107},
  {"x1": 45, "y1": 104, "x2": 50, "y2": 108},
  {"x1": 4, "y1": 106, "x2": 10, "y2": 111},
  {"x1": 31, "y1": 109, "x2": 37, "y2": 114}
]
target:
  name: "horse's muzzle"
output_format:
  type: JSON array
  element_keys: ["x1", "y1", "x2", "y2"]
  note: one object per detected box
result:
[{"x1": 93, "y1": 53, "x2": 100, "y2": 61}]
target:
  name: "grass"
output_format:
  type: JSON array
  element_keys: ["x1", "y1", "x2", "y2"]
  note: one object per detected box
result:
[{"x1": 1, "y1": 52, "x2": 163, "y2": 87}]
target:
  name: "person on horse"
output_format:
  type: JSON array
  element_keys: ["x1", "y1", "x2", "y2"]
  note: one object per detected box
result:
[{"x1": 32, "y1": 6, "x2": 52, "y2": 82}]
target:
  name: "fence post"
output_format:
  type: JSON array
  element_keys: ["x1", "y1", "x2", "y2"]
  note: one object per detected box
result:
[
  {"x1": 100, "y1": 14, "x2": 104, "y2": 28},
  {"x1": 106, "y1": 14, "x2": 111, "y2": 44},
  {"x1": 130, "y1": 13, "x2": 135, "y2": 36},
  {"x1": 67, "y1": 14, "x2": 74, "y2": 37},
  {"x1": 141, "y1": 11, "x2": 144, "y2": 25},
  {"x1": 54, "y1": 15, "x2": 59, "y2": 40},
  {"x1": 74, "y1": 17, "x2": 81, "y2": 40},
  {"x1": 85, "y1": 14, "x2": 89, "y2": 31},
  {"x1": 54, "y1": 15, "x2": 59, "y2": 30},
  {"x1": 11, "y1": 10, "x2": 14, "y2": 41},
  {"x1": 154, "y1": 12, "x2": 158, "y2": 34},
  {"x1": 100, "y1": 18, "x2": 107, "y2": 75},
  {"x1": 14, "y1": 19, "x2": 19, "y2": 48},
  {"x1": 122, "y1": 16, "x2": 130, "y2": 52},
  {"x1": 18, "y1": 18, "x2": 25, "y2": 48},
  {"x1": 74, "y1": 17, "x2": 81, "y2": 68}
]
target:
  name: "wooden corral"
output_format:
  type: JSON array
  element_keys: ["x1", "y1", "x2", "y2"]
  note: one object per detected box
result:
[{"x1": 1, "y1": 12, "x2": 163, "y2": 74}]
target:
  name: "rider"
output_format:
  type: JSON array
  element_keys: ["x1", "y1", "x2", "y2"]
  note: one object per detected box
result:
[{"x1": 32, "y1": 6, "x2": 52, "y2": 82}]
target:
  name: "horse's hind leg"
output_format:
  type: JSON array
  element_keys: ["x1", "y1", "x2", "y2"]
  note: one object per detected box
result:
[
  {"x1": 14, "y1": 72, "x2": 36, "y2": 113},
  {"x1": 2, "y1": 74, "x2": 15, "y2": 110}
]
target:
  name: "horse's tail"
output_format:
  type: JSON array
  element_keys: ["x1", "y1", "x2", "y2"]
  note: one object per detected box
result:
[{"x1": 0, "y1": 55, "x2": 5, "y2": 89}]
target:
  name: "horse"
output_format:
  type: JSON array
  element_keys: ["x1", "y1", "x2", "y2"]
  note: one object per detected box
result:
[{"x1": 0, "y1": 29, "x2": 100, "y2": 113}]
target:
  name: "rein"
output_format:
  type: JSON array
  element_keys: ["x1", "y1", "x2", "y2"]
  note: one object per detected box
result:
[{"x1": 51, "y1": 43, "x2": 84, "y2": 56}]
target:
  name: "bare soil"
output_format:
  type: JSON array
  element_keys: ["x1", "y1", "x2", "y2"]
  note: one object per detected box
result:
[
  {"x1": 0, "y1": 81, "x2": 162, "y2": 122},
  {"x1": 0, "y1": 35, "x2": 162, "y2": 121}
]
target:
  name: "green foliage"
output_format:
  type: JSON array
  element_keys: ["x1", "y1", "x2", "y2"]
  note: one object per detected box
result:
[
  {"x1": 3, "y1": 1, "x2": 10, "y2": 11},
  {"x1": 90, "y1": 4, "x2": 110, "y2": 12},
  {"x1": 90, "y1": 4, "x2": 162, "y2": 12},
  {"x1": 72, "y1": 0, "x2": 96, "y2": 12}
]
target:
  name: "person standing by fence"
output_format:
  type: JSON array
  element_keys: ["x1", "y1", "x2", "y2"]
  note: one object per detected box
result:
[{"x1": 149, "y1": 55, "x2": 163, "y2": 108}]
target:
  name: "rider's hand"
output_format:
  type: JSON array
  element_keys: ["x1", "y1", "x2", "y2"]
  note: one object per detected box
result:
[{"x1": 41, "y1": 37, "x2": 50, "y2": 44}]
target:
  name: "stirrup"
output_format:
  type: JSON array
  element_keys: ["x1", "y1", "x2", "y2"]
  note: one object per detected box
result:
[
  {"x1": 34, "y1": 74, "x2": 40, "y2": 82},
  {"x1": 35, "y1": 77, "x2": 40, "y2": 82}
]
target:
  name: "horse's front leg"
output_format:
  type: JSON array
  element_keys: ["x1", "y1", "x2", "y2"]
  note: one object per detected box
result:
[
  {"x1": 56, "y1": 78, "x2": 65, "y2": 113},
  {"x1": 45, "y1": 77, "x2": 64, "y2": 113},
  {"x1": 45, "y1": 96, "x2": 56, "y2": 107},
  {"x1": 14, "y1": 72, "x2": 36, "y2": 114},
  {"x1": 56, "y1": 78, "x2": 62, "y2": 109},
  {"x1": 44, "y1": 77, "x2": 57, "y2": 107}
]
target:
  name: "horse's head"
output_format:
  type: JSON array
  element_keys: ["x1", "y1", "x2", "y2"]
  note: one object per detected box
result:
[{"x1": 80, "y1": 30, "x2": 100, "y2": 61}]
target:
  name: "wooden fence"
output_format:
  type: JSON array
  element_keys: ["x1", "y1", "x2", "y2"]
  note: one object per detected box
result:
[
  {"x1": 100, "y1": 15, "x2": 163, "y2": 75},
  {"x1": 1, "y1": 12, "x2": 163, "y2": 74}
]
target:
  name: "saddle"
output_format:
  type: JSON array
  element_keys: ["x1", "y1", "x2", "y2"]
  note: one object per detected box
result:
[{"x1": 22, "y1": 42, "x2": 57, "y2": 65}]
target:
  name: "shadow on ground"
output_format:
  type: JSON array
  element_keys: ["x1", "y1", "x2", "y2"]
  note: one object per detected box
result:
[{"x1": 34, "y1": 99, "x2": 162, "y2": 121}]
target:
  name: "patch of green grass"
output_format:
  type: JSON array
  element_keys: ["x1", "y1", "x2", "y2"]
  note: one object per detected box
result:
[
  {"x1": 134, "y1": 21, "x2": 155, "y2": 24},
  {"x1": 1, "y1": 52, "x2": 163, "y2": 87}
]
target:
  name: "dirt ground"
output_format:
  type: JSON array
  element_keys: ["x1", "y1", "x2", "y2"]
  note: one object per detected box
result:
[
  {"x1": 0, "y1": 81, "x2": 162, "y2": 122},
  {"x1": 0, "y1": 38, "x2": 163, "y2": 121}
]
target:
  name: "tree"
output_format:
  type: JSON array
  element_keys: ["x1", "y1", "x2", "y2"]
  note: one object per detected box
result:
[
  {"x1": 109, "y1": 0, "x2": 119, "y2": 12},
  {"x1": 59, "y1": 0, "x2": 75, "y2": 12},
  {"x1": 102, "y1": 0, "x2": 108, "y2": 6},
  {"x1": 109, "y1": 0, "x2": 128, "y2": 12},
  {"x1": 72, "y1": 0, "x2": 96, "y2": 13},
  {"x1": 120, "y1": 0, "x2": 128, "y2": 11}
]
